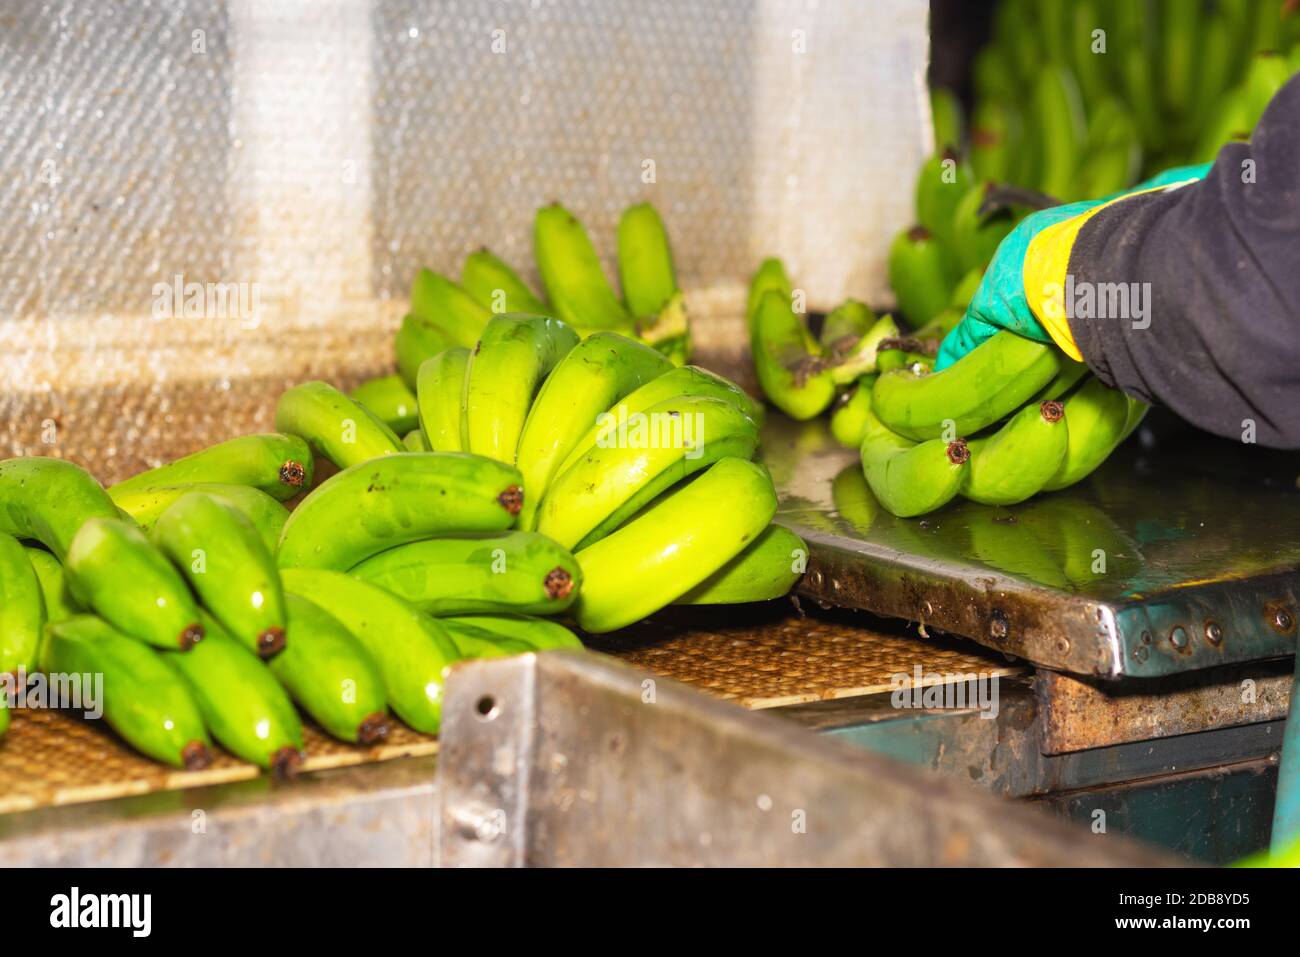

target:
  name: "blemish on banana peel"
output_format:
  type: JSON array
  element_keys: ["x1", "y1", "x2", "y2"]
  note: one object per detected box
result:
[
  {"x1": 544, "y1": 567, "x2": 574, "y2": 600},
  {"x1": 257, "y1": 626, "x2": 286, "y2": 658},
  {"x1": 279, "y1": 460, "x2": 307, "y2": 489},
  {"x1": 790, "y1": 354, "x2": 829, "y2": 388},
  {"x1": 498, "y1": 485, "x2": 524, "y2": 515},
  {"x1": 946, "y1": 440, "x2": 970, "y2": 466},
  {"x1": 879, "y1": 335, "x2": 939, "y2": 357},
  {"x1": 182, "y1": 741, "x2": 213, "y2": 771},
  {"x1": 357, "y1": 713, "x2": 390, "y2": 745},
  {"x1": 1040, "y1": 400, "x2": 1065, "y2": 423},
  {"x1": 178, "y1": 622, "x2": 205, "y2": 650},
  {"x1": 271, "y1": 746, "x2": 304, "y2": 780}
]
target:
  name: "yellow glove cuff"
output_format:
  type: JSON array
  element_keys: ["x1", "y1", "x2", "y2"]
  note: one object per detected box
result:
[{"x1": 1022, "y1": 182, "x2": 1188, "y2": 363}]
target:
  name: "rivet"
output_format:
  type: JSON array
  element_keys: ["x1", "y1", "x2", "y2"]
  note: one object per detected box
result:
[
  {"x1": 1133, "y1": 644, "x2": 1149, "y2": 663},
  {"x1": 1169, "y1": 626, "x2": 1190, "y2": 652},
  {"x1": 1273, "y1": 608, "x2": 1295, "y2": 634},
  {"x1": 1204, "y1": 620, "x2": 1223, "y2": 646}
]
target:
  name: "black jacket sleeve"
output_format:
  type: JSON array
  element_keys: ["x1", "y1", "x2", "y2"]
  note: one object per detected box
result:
[{"x1": 1066, "y1": 73, "x2": 1300, "y2": 449}]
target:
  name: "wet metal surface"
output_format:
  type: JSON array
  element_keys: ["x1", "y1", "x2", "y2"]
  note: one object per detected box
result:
[{"x1": 764, "y1": 415, "x2": 1300, "y2": 679}]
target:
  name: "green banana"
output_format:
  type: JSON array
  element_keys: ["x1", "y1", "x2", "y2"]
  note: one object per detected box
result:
[
  {"x1": 1036, "y1": 0, "x2": 1069, "y2": 64},
  {"x1": 914, "y1": 307, "x2": 964, "y2": 341},
  {"x1": 751, "y1": 289, "x2": 836, "y2": 420},
  {"x1": 0, "y1": 533, "x2": 45, "y2": 675},
  {"x1": 65, "y1": 518, "x2": 204, "y2": 650},
  {"x1": 929, "y1": 87, "x2": 964, "y2": 152},
  {"x1": 1077, "y1": 98, "x2": 1142, "y2": 199},
  {"x1": 915, "y1": 149, "x2": 975, "y2": 245},
  {"x1": 1190, "y1": 15, "x2": 1238, "y2": 138},
  {"x1": 163, "y1": 614, "x2": 304, "y2": 775},
  {"x1": 460, "y1": 249, "x2": 549, "y2": 315},
  {"x1": 23, "y1": 546, "x2": 82, "y2": 623},
  {"x1": 280, "y1": 568, "x2": 461, "y2": 734},
  {"x1": 276, "y1": 380, "x2": 403, "y2": 471},
  {"x1": 951, "y1": 183, "x2": 1015, "y2": 274},
  {"x1": 871, "y1": 330, "x2": 1063, "y2": 440},
  {"x1": 409, "y1": 268, "x2": 492, "y2": 347},
  {"x1": 676, "y1": 523, "x2": 806, "y2": 604},
  {"x1": 396, "y1": 312, "x2": 457, "y2": 389},
  {"x1": 556, "y1": 365, "x2": 763, "y2": 478},
  {"x1": 538, "y1": 394, "x2": 760, "y2": 550},
  {"x1": 42, "y1": 615, "x2": 211, "y2": 769},
  {"x1": 1026, "y1": 356, "x2": 1089, "y2": 404},
  {"x1": 969, "y1": 97, "x2": 1021, "y2": 184},
  {"x1": 108, "y1": 434, "x2": 313, "y2": 504},
  {"x1": 515, "y1": 332, "x2": 673, "y2": 530},
  {"x1": 617, "y1": 202, "x2": 678, "y2": 320},
  {"x1": 272, "y1": 594, "x2": 389, "y2": 743},
  {"x1": 0, "y1": 700, "x2": 7, "y2": 738},
  {"x1": 876, "y1": 347, "x2": 935, "y2": 375},
  {"x1": 1121, "y1": 395, "x2": 1150, "y2": 440},
  {"x1": 403, "y1": 428, "x2": 430, "y2": 451},
  {"x1": 151, "y1": 492, "x2": 287, "y2": 657},
  {"x1": 1069, "y1": 0, "x2": 1110, "y2": 107},
  {"x1": 350, "y1": 374, "x2": 419, "y2": 436},
  {"x1": 819, "y1": 299, "x2": 877, "y2": 353},
  {"x1": 462, "y1": 314, "x2": 581, "y2": 464},
  {"x1": 438, "y1": 619, "x2": 533, "y2": 659},
  {"x1": 277, "y1": 452, "x2": 523, "y2": 570},
  {"x1": 948, "y1": 268, "x2": 985, "y2": 312},
  {"x1": 1042, "y1": 376, "x2": 1133, "y2": 491},
  {"x1": 1030, "y1": 65, "x2": 1086, "y2": 201},
  {"x1": 1158, "y1": 0, "x2": 1198, "y2": 117},
  {"x1": 960, "y1": 400, "x2": 1068, "y2": 505},
  {"x1": 0, "y1": 457, "x2": 126, "y2": 558},
  {"x1": 534, "y1": 202, "x2": 635, "y2": 331},
  {"x1": 415, "y1": 347, "x2": 471, "y2": 453},
  {"x1": 441, "y1": 614, "x2": 583, "y2": 651},
  {"x1": 111, "y1": 483, "x2": 289, "y2": 553},
  {"x1": 826, "y1": 313, "x2": 898, "y2": 386},
  {"x1": 973, "y1": 46, "x2": 1017, "y2": 102},
  {"x1": 745, "y1": 257, "x2": 793, "y2": 337},
  {"x1": 1120, "y1": 44, "x2": 1167, "y2": 156},
  {"x1": 350, "y1": 531, "x2": 581, "y2": 616},
  {"x1": 860, "y1": 407, "x2": 970, "y2": 518},
  {"x1": 830, "y1": 377, "x2": 877, "y2": 448},
  {"x1": 887, "y1": 226, "x2": 958, "y2": 328},
  {"x1": 1196, "y1": 50, "x2": 1293, "y2": 162},
  {"x1": 573, "y1": 457, "x2": 777, "y2": 633}
]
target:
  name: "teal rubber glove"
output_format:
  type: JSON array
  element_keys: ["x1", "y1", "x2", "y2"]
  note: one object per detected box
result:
[{"x1": 934, "y1": 163, "x2": 1212, "y2": 371}]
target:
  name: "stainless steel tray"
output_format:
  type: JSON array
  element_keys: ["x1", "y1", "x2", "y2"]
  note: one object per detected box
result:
[{"x1": 765, "y1": 415, "x2": 1300, "y2": 679}]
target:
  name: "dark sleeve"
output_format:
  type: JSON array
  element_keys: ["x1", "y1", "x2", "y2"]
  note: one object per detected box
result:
[{"x1": 1066, "y1": 73, "x2": 1300, "y2": 449}]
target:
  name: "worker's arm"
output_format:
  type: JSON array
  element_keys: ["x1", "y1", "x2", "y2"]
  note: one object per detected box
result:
[{"x1": 1044, "y1": 74, "x2": 1300, "y2": 448}]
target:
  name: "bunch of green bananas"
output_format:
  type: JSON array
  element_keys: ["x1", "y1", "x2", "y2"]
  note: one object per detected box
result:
[
  {"x1": 393, "y1": 201, "x2": 691, "y2": 385},
  {"x1": 854, "y1": 330, "x2": 1147, "y2": 517}
]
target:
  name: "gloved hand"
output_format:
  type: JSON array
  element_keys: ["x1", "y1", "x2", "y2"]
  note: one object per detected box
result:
[{"x1": 934, "y1": 164, "x2": 1212, "y2": 370}]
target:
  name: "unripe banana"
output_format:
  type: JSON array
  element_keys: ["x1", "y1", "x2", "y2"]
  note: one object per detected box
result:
[
  {"x1": 43, "y1": 615, "x2": 212, "y2": 769},
  {"x1": 960, "y1": 400, "x2": 1068, "y2": 505},
  {"x1": 350, "y1": 374, "x2": 419, "y2": 436},
  {"x1": 515, "y1": 332, "x2": 673, "y2": 530},
  {"x1": 860, "y1": 408, "x2": 970, "y2": 518},
  {"x1": 534, "y1": 202, "x2": 635, "y2": 331},
  {"x1": 163, "y1": 613, "x2": 304, "y2": 775},
  {"x1": 1190, "y1": 15, "x2": 1237, "y2": 135},
  {"x1": 410, "y1": 268, "x2": 492, "y2": 347},
  {"x1": 441, "y1": 614, "x2": 583, "y2": 652},
  {"x1": 556, "y1": 365, "x2": 763, "y2": 478},
  {"x1": 460, "y1": 248, "x2": 549, "y2": 316},
  {"x1": 929, "y1": 87, "x2": 964, "y2": 152},
  {"x1": 973, "y1": 46, "x2": 1016, "y2": 102},
  {"x1": 676, "y1": 523, "x2": 806, "y2": 604},
  {"x1": 617, "y1": 202, "x2": 678, "y2": 320},
  {"x1": 969, "y1": 98, "x2": 1020, "y2": 184},
  {"x1": 538, "y1": 394, "x2": 760, "y2": 550},
  {"x1": 1159, "y1": 0, "x2": 1198, "y2": 117},
  {"x1": 0, "y1": 457, "x2": 121, "y2": 559},
  {"x1": 403, "y1": 428, "x2": 430, "y2": 451},
  {"x1": 915, "y1": 149, "x2": 975, "y2": 245},
  {"x1": 396, "y1": 312, "x2": 457, "y2": 389},
  {"x1": 272, "y1": 594, "x2": 389, "y2": 744},
  {"x1": 887, "y1": 226, "x2": 958, "y2": 328},
  {"x1": 65, "y1": 518, "x2": 204, "y2": 650},
  {"x1": 1026, "y1": 356, "x2": 1089, "y2": 404},
  {"x1": 276, "y1": 380, "x2": 403, "y2": 471},
  {"x1": 871, "y1": 330, "x2": 1063, "y2": 440},
  {"x1": 1077, "y1": 101, "x2": 1142, "y2": 200},
  {"x1": 349, "y1": 531, "x2": 581, "y2": 616},
  {"x1": 948, "y1": 268, "x2": 985, "y2": 311},
  {"x1": 1120, "y1": 44, "x2": 1167, "y2": 156},
  {"x1": 746, "y1": 257, "x2": 793, "y2": 336},
  {"x1": 23, "y1": 546, "x2": 81, "y2": 624},
  {"x1": 108, "y1": 434, "x2": 313, "y2": 503},
  {"x1": 573, "y1": 457, "x2": 777, "y2": 633},
  {"x1": 415, "y1": 347, "x2": 470, "y2": 453},
  {"x1": 819, "y1": 299, "x2": 877, "y2": 353},
  {"x1": 151, "y1": 493, "x2": 287, "y2": 658},
  {"x1": 830, "y1": 377, "x2": 877, "y2": 448},
  {"x1": 462, "y1": 314, "x2": 581, "y2": 464},
  {"x1": 752, "y1": 289, "x2": 836, "y2": 420},
  {"x1": 826, "y1": 313, "x2": 899, "y2": 386},
  {"x1": 0, "y1": 533, "x2": 45, "y2": 675},
  {"x1": 111, "y1": 483, "x2": 290, "y2": 553},
  {"x1": 1121, "y1": 395, "x2": 1150, "y2": 440},
  {"x1": 1030, "y1": 65, "x2": 1086, "y2": 201},
  {"x1": 438, "y1": 619, "x2": 532, "y2": 659},
  {"x1": 951, "y1": 183, "x2": 1015, "y2": 274},
  {"x1": 1069, "y1": 0, "x2": 1110, "y2": 108},
  {"x1": 280, "y1": 568, "x2": 461, "y2": 734},
  {"x1": 277, "y1": 452, "x2": 523, "y2": 570},
  {"x1": 1042, "y1": 376, "x2": 1133, "y2": 491}
]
